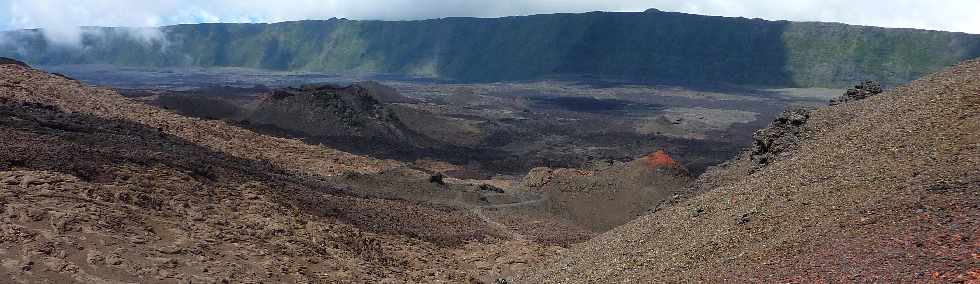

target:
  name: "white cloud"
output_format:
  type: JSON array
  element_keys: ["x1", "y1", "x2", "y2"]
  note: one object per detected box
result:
[
  {"x1": 0, "y1": 0, "x2": 977, "y2": 42},
  {"x1": 4, "y1": 0, "x2": 181, "y2": 46},
  {"x1": 648, "y1": 0, "x2": 980, "y2": 34}
]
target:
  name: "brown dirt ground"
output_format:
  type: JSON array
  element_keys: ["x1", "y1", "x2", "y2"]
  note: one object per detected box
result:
[{"x1": 0, "y1": 63, "x2": 565, "y2": 283}]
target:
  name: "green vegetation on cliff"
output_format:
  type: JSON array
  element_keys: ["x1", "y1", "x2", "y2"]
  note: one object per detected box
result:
[{"x1": 3, "y1": 10, "x2": 979, "y2": 87}]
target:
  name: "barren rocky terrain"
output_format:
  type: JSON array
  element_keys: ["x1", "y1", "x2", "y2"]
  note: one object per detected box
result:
[
  {"x1": 1, "y1": 56, "x2": 977, "y2": 283},
  {"x1": 0, "y1": 1, "x2": 978, "y2": 281},
  {"x1": 0, "y1": 60, "x2": 574, "y2": 283},
  {"x1": 518, "y1": 60, "x2": 980, "y2": 282}
]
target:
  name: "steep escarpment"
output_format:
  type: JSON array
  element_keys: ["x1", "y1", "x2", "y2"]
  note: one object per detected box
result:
[
  {"x1": 3, "y1": 10, "x2": 979, "y2": 87},
  {"x1": 519, "y1": 60, "x2": 980, "y2": 282}
]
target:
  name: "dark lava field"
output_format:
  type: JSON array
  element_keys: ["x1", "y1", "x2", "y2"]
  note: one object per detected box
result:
[{"x1": 48, "y1": 65, "x2": 839, "y2": 178}]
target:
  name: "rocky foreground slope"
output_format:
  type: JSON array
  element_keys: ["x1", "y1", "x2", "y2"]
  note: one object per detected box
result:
[
  {"x1": 0, "y1": 60, "x2": 569, "y2": 283},
  {"x1": 3, "y1": 56, "x2": 977, "y2": 282},
  {"x1": 519, "y1": 60, "x2": 980, "y2": 282}
]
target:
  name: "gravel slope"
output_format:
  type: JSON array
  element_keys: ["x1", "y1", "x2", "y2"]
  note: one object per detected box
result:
[{"x1": 519, "y1": 60, "x2": 980, "y2": 282}]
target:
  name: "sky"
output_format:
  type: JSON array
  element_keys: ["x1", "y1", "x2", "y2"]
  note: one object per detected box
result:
[{"x1": 1, "y1": 0, "x2": 977, "y2": 44}]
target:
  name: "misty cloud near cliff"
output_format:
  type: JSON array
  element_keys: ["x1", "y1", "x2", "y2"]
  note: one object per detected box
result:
[{"x1": 1, "y1": 0, "x2": 977, "y2": 47}]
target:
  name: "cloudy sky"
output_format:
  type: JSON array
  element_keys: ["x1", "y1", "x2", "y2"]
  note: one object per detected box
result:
[{"x1": 1, "y1": 0, "x2": 977, "y2": 34}]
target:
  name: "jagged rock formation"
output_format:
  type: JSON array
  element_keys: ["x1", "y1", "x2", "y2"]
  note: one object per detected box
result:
[
  {"x1": 750, "y1": 107, "x2": 811, "y2": 168},
  {"x1": 831, "y1": 81, "x2": 884, "y2": 105},
  {"x1": 752, "y1": 81, "x2": 888, "y2": 170},
  {"x1": 750, "y1": 81, "x2": 887, "y2": 170},
  {"x1": 519, "y1": 59, "x2": 980, "y2": 282}
]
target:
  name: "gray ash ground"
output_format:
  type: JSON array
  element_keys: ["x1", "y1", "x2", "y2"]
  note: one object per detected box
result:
[{"x1": 527, "y1": 96, "x2": 666, "y2": 113}]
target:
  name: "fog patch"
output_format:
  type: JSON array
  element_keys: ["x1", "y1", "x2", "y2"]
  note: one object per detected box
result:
[
  {"x1": 0, "y1": 30, "x2": 33, "y2": 57},
  {"x1": 0, "y1": 26, "x2": 171, "y2": 51},
  {"x1": 81, "y1": 27, "x2": 171, "y2": 49},
  {"x1": 5, "y1": 0, "x2": 171, "y2": 48},
  {"x1": 121, "y1": 27, "x2": 167, "y2": 46}
]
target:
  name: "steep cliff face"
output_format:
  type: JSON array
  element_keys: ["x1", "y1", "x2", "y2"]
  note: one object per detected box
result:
[{"x1": 3, "y1": 10, "x2": 980, "y2": 87}]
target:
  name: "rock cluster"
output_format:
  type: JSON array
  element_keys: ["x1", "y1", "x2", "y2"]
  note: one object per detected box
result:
[
  {"x1": 750, "y1": 107, "x2": 811, "y2": 169},
  {"x1": 751, "y1": 81, "x2": 882, "y2": 169},
  {"x1": 830, "y1": 81, "x2": 883, "y2": 105}
]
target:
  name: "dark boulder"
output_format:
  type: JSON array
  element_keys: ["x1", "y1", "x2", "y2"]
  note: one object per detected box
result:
[
  {"x1": 479, "y1": 184, "x2": 505, "y2": 193},
  {"x1": 428, "y1": 173, "x2": 446, "y2": 185}
]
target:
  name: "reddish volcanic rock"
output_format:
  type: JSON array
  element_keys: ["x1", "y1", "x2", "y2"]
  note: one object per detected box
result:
[{"x1": 644, "y1": 149, "x2": 678, "y2": 169}]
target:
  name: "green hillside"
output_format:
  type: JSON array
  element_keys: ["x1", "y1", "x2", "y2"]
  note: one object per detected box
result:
[{"x1": 3, "y1": 10, "x2": 979, "y2": 87}]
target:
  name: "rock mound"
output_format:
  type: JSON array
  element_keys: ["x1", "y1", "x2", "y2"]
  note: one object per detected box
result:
[
  {"x1": 643, "y1": 149, "x2": 678, "y2": 169},
  {"x1": 750, "y1": 107, "x2": 811, "y2": 168},
  {"x1": 831, "y1": 80, "x2": 884, "y2": 105},
  {"x1": 244, "y1": 83, "x2": 436, "y2": 155}
]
